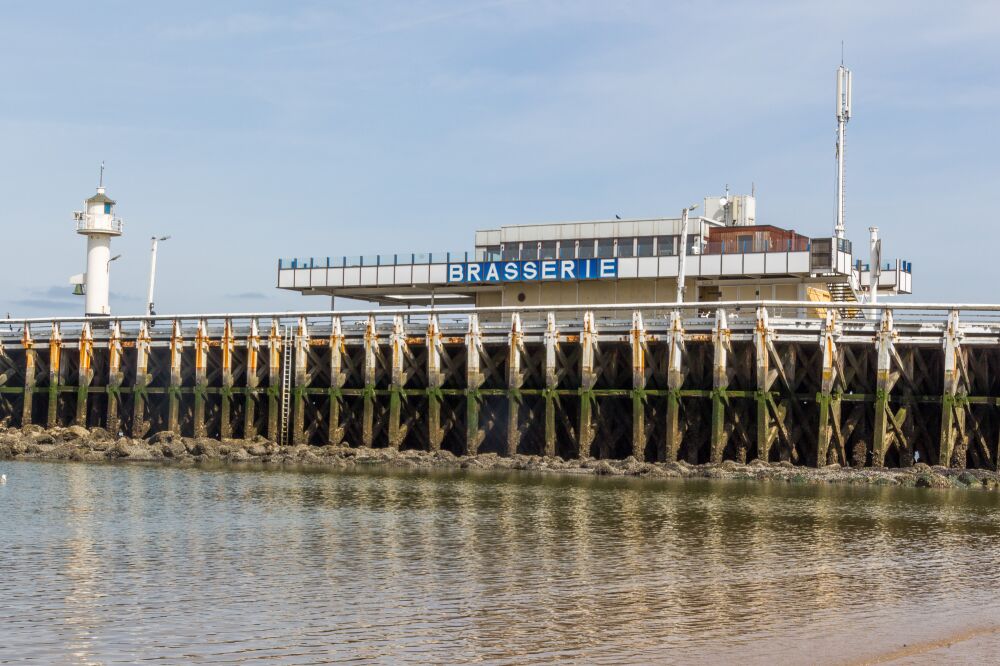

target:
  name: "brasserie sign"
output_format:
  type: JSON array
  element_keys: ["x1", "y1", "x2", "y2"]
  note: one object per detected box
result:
[{"x1": 447, "y1": 258, "x2": 618, "y2": 284}]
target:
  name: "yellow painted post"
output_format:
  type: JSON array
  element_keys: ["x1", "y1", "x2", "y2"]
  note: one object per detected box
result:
[
  {"x1": 465, "y1": 314, "x2": 485, "y2": 455},
  {"x1": 292, "y1": 316, "x2": 309, "y2": 445},
  {"x1": 244, "y1": 319, "x2": 260, "y2": 440},
  {"x1": 426, "y1": 315, "x2": 445, "y2": 451},
  {"x1": 543, "y1": 313, "x2": 559, "y2": 458},
  {"x1": 132, "y1": 322, "x2": 151, "y2": 438},
  {"x1": 630, "y1": 311, "x2": 648, "y2": 460},
  {"x1": 193, "y1": 319, "x2": 209, "y2": 438},
  {"x1": 75, "y1": 323, "x2": 94, "y2": 426},
  {"x1": 506, "y1": 313, "x2": 525, "y2": 456},
  {"x1": 388, "y1": 315, "x2": 407, "y2": 449},
  {"x1": 267, "y1": 318, "x2": 282, "y2": 442},
  {"x1": 328, "y1": 317, "x2": 346, "y2": 446},
  {"x1": 362, "y1": 315, "x2": 377, "y2": 448},
  {"x1": 21, "y1": 326, "x2": 35, "y2": 427},
  {"x1": 663, "y1": 310, "x2": 684, "y2": 462},
  {"x1": 168, "y1": 320, "x2": 184, "y2": 434},
  {"x1": 220, "y1": 318, "x2": 235, "y2": 439},
  {"x1": 578, "y1": 311, "x2": 597, "y2": 459},
  {"x1": 106, "y1": 321, "x2": 123, "y2": 435},
  {"x1": 47, "y1": 323, "x2": 62, "y2": 428}
]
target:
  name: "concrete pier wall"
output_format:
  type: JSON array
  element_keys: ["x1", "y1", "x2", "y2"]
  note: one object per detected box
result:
[{"x1": 1, "y1": 301, "x2": 997, "y2": 469}]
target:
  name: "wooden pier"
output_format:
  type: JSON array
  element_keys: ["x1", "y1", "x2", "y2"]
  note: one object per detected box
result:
[{"x1": 1, "y1": 301, "x2": 998, "y2": 469}]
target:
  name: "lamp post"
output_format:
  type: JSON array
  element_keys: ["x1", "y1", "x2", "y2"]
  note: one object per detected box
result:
[
  {"x1": 147, "y1": 235, "x2": 170, "y2": 316},
  {"x1": 676, "y1": 204, "x2": 700, "y2": 303}
]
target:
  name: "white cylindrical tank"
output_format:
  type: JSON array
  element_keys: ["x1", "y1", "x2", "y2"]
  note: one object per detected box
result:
[{"x1": 85, "y1": 235, "x2": 112, "y2": 315}]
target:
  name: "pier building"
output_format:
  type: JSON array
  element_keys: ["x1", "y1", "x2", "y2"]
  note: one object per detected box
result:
[{"x1": 277, "y1": 192, "x2": 912, "y2": 308}]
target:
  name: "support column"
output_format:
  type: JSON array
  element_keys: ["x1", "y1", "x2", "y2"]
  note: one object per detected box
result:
[
  {"x1": 578, "y1": 311, "x2": 597, "y2": 459},
  {"x1": 872, "y1": 309, "x2": 900, "y2": 467},
  {"x1": 47, "y1": 323, "x2": 62, "y2": 428},
  {"x1": 506, "y1": 313, "x2": 524, "y2": 456},
  {"x1": 755, "y1": 307, "x2": 779, "y2": 462},
  {"x1": 465, "y1": 314, "x2": 485, "y2": 455},
  {"x1": 388, "y1": 315, "x2": 407, "y2": 449},
  {"x1": 266, "y1": 319, "x2": 282, "y2": 442},
  {"x1": 220, "y1": 319, "x2": 235, "y2": 439},
  {"x1": 292, "y1": 317, "x2": 309, "y2": 445},
  {"x1": 168, "y1": 320, "x2": 183, "y2": 434},
  {"x1": 710, "y1": 309, "x2": 732, "y2": 464},
  {"x1": 21, "y1": 326, "x2": 35, "y2": 427},
  {"x1": 193, "y1": 320, "x2": 208, "y2": 438},
  {"x1": 543, "y1": 313, "x2": 559, "y2": 458},
  {"x1": 106, "y1": 322, "x2": 123, "y2": 436},
  {"x1": 131, "y1": 322, "x2": 151, "y2": 438},
  {"x1": 663, "y1": 310, "x2": 684, "y2": 462},
  {"x1": 362, "y1": 315, "x2": 377, "y2": 448},
  {"x1": 75, "y1": 323, "x2": 93, "y2": 427},
  {"x1": 816, "y1": 310, "x2": 840, "y2": 466},
  {"x1": 630, "y1": 311, "x2": 648, "y2": 460},
  {"x1": 328, "y1": 317, "x2": 346, "y2": 446},
  {"x1": 426, "y1": 315, "x2": 445, "y2": 451},
  {"x1": 939, "y1": 310, "x2": 965, "y2": 468},
  {"x1": 244, "y1": 319, "x2": 260, "y2": 440}
]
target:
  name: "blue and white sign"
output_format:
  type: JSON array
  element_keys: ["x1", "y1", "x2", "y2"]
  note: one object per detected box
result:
[{"x1": 447, "y1": 258, "x2": 617, "y2": 284}]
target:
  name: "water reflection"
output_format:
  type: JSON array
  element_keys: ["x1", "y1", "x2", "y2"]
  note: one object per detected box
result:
[{"x1": 2, "y1": 461, "x2": 1000, "y2": 664}]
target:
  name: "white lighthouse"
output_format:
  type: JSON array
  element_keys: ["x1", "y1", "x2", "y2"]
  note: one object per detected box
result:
[{"x1": 72, "y1": 172, "x2": 124, "y2": 316}]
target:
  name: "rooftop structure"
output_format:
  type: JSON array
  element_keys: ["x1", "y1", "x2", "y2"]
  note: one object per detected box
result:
[{"x1": 277, "y1": 191, "x2": 912, "y2": 308}]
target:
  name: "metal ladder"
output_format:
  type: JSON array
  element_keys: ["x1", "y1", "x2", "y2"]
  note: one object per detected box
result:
[{"x1": 279, "y1": 326, "x2": 293, "y2": 444}]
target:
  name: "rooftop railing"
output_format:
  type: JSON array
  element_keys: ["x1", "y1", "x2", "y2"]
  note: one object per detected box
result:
[{"x1": 279, "y1": 251, "x2": 482, "y2": 269}]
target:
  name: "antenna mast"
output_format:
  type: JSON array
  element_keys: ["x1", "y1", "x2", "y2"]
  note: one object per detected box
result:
[{"x1": 834, "y1": 62, "x2": 852, "y2": 239}]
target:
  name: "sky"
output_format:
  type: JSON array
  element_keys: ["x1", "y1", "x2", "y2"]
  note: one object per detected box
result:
[{"x1": 1, "y1": 0, "x2": 998, "y2": 317}]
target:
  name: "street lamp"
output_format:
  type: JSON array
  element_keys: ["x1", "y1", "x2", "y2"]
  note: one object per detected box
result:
[
  {"x1": 676, "y1": 204, "x2": 699, "y2": 303},
  {"x1": 147, "y1": 235, "x2": 170, "y2": 316}
]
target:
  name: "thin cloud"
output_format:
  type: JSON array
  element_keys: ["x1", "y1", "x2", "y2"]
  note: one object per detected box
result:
[{"x1": 225, "y1": 291, "x2": 267, "y2": 300}]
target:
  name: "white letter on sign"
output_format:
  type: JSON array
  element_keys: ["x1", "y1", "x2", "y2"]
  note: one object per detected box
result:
[{"x1": 448, "y1": 264, "x2": 464, "y2": 282}]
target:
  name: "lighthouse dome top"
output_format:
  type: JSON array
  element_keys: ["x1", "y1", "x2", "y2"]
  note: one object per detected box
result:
[{"x1": 85, "y1": 187, "x2": 116, "y2": 206}]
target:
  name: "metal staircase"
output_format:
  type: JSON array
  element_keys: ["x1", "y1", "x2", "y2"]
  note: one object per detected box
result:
[
  {"x1": 279, "y1": 326, "x2": 293, "y2": 444},
  {"x1": 827, "y1": 278, "x2": 863, "y2": 319}
]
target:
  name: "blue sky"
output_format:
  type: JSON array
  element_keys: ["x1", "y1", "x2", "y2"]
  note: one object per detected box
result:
[{"x1": 1, "y1": 1, "x2": 998, "y2": 316}]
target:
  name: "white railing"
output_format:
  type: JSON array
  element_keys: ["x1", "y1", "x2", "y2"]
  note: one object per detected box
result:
[{"x1": 75, "y1": 216, "x2": 124, "y2": 234}]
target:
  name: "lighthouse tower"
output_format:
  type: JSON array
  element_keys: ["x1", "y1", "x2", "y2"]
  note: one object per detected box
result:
[{"x1": 72, "y1": 175, "x2": 123, "y2": 316}]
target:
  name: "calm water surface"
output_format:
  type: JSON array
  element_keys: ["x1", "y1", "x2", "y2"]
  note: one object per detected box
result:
[{"x1": 1, "y1": 460, "x2": 999, "y2": 664}]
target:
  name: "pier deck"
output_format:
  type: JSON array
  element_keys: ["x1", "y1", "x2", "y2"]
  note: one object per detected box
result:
[{"x1": 1, "y1": 301, "x2": 998, "y2": 469}]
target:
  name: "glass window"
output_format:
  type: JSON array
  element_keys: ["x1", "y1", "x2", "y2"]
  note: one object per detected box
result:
[
  {"x1": 558, "y1": 241, "x2": 576, "y2": 259},
  {"x1": 104, "y1": 203, "x2": 112, "y2": 214},
  {"x1": 597, "y1": 239, "x2": 615, "y2": 258},
  {"x1": 618, "y1": 237, "x2": 636, "y2": 258},
  {"x1": 539, "y1": 241, "x2": 557, "y2": 259},
  {"x1": 502, "y1": 244, "x2": 519, "y2": 261},
  {"x1": 485, "y1": 245, "x2": 501, "y2": 261},
  {"x1": 657, "y1": 235, "x2": 676, "y2": 256},
  {"x1": 637, "y1": 236, "x2": 654, "y2": 257},
  {"x1": 520, "y1": 243, "x2": 539, "y2": 260},
  {"x1": 578, "y1": 239, "x2": 595, "y2": 259}
]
